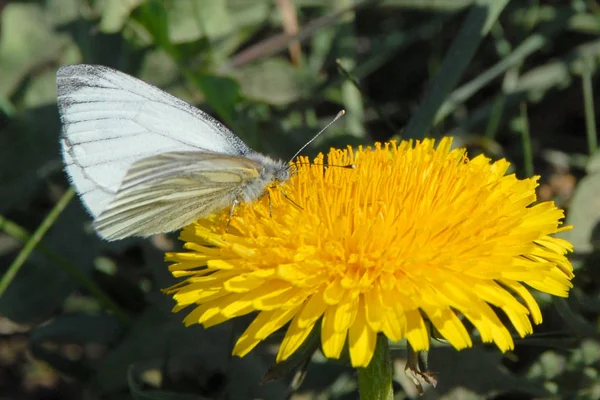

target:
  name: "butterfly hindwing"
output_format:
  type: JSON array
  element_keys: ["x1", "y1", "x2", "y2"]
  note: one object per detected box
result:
[{"x1": 93, "y1": 152, "x2": 263, "y2": 240}]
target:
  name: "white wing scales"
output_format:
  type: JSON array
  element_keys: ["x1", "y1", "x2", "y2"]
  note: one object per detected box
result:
[{"x1": 57, "y1": 64, "x2": 250, "y2": 217}]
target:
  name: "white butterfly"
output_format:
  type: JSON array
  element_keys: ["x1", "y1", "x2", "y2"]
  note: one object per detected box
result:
[{"x1": 57, "y1": 64, "x2": 291, "y2": 241}]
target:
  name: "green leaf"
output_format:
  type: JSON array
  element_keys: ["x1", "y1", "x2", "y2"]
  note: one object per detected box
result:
[
  {"x1": 133, "y1": 0, "x2": 175, "y2": 56},
  {"x1": 190, "y1": 74, "x2": 240, "y2": 125},
  {"x1": 233, "y1": 58, "x2": 313, "y2": 106},
  {"x1": 46, "y1": 0, "x2": 83, "y2": 26},
  {"x1": 0, "y1": 4, "x2": 69, "y2": 100},
  {"x1": 562, "y1": 168, "x2": 600, "y2": 253},
  {"x1": 22, "y1": 68, "x2": 62, "y2": 109},
  {"x1": 168, "y1": 0, "x2": 232, "y2": 44},
  {"x1": 99, "y1": 0, "x2": 145, "y2": 34},
  {"x1": 586, "y1": 149, "x2": 600, "y2": 175},
  {"x1": 227, "y1": 0, "x2": 270, "y2": 31},
  {"x1": 553, "y1": 298, "x2": 596, "y2": 337},
  {"x1": 137, "y1": 50, "x2": 182, "y2": 90}
]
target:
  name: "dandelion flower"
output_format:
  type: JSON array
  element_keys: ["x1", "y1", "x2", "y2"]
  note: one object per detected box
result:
[{"x1": 165, "y1": 137, "x2": 574, "y2": 368}]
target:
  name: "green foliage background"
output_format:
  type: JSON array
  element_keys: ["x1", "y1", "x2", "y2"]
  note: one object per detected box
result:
[{"x1": 0, "y1": 0, "x2": 599, "y2": 399}]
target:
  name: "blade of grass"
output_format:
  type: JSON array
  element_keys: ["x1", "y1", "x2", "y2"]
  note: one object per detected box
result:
[
  {"x1": 483, "y1": 22, "x2": 514, "y2": 139},
  {"x1": 582, "y1": 59, "x2": 598, "y2": 155},
  {"x1": 336, "y1": 59, "x2": 400, "y2": 134},
  {"x1": 0, "y1": 96, "x2": 16, "y2": 116},
  {"x1": 435, "y1": 34, "x2": 546, "y2": 124},
  {"x1": 0, "y1": 188, "x2": 75, "y2": 298},
  {"x1": 0, "y1": 209, "x2": 130, "y2": 325},
  {"x1": 295, "y1": 15, "x2": 451, "y2": 120},
  {"x1": 402, "y1": 0, "x2": 510, "y2": 139},
  {"x1": 439, "y1": 7, "x2": 580, "y2": 128},
  {"x1": 332, "y1": 0, "x2": 365, "y2": 138},
  {"x1": 453, "y1": 38, "x2": 600, "y2": 134},
  {"x1": 519, "y1": 101, "x2": 534, "y2": 177},
  {"x1": 484, "y1": 94, "x2": 506, "y2": 139}
]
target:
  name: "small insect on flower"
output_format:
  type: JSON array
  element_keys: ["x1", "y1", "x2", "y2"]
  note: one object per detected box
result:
[
  {"x1": 57, "y1": 65, "x2": 336, "y2": 241},
  {"x1": 165, "y1": 138, "x2": 575, "y2": 368}
]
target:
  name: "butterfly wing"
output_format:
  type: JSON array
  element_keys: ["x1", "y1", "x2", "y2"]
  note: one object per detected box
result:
[
  {"x1": 93, "y1": 152, "x2": 263, "y2": 240},
  {"x1": 57, "y1": 64, "x2": 251, "y2": 218}
]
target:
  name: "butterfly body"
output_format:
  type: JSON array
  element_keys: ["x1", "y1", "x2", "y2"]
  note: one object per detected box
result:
[
  {"x1": 242, "y1": 152, "x2": 291, "y2": 201},
  {"x1": 57, "y1": 64, "x2": 290, "y2": 241}
]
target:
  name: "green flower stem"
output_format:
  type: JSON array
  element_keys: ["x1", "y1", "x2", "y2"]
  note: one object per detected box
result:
[{"x1": 357, "y1": 334, "x2": 393, "y2": 400}]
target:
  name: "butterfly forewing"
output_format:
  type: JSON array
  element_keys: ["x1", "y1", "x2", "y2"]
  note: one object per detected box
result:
[
  {"x1": 93, "y1": 152, "x2": 263, "y2": 240},
  {"x1": 57, "y1": 64, "x2": 251, "y2": 218}
]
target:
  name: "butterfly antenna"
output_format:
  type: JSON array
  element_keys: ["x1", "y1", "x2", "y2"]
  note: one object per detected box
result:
[{"x1": 288, "y1": 110, "x2": 346, "y2": 163}]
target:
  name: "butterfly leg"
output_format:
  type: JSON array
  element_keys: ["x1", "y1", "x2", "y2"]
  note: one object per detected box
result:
[
  {"x1": 267, "y1": 190, "x2": 273, "y2": 218},
  {"x1": 226, "y1": 199, "x2": 240, "y2": 232},
  {"x1": 281, "y1": 190, "x2": 303, "y2": 210}
]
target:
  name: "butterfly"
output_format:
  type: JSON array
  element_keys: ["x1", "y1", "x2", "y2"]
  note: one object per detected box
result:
[{"x1": 57, "y1": 64, "x2": 292, "y2": 241}]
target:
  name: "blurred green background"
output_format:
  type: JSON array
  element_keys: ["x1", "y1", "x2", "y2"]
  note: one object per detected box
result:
[{"x1": 1, "y1": 0, "x2": 599, "y2": 399}]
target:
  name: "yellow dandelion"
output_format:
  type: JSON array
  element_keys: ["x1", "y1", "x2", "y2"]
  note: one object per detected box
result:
[{"x1": 164, "y1": 137, "x2": 574, "y2": 368}]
